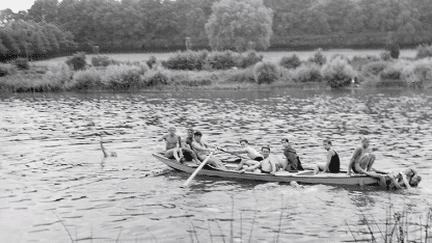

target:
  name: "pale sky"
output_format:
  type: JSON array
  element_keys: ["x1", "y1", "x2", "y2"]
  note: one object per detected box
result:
[{"x1": 0, "y1": 0, "x2": 36, "y2": 12}]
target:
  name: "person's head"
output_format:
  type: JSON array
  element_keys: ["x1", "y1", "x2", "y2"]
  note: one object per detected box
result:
[
  {"x1": 409, "y1": 174, "x2": 422, "y2": 187},
  {"x1": 187, "y1": 128, "x2": 194, "y2": 137},
  {"x1": 261, "y1": 145, "x2": 271, "y2": 158},
  {"x1": 323, "y1": 139, "x2": 332, "y2": 151},
  {"x1": 239, "y1": 139, "x2": 249, "y2": 148},
  {"x1": 281, "y1": 138, "x2": 290, "y2": 148},
  {"x1": 361, "y1": 136, "x2": 370, "y2": 148},
  {"x1": 193, "y1": 131, "x2": 202, "y2": 141},
  {"x1": 168, "y1": 127, "x2": 176, "y2": 135},
  {"x1": 404, "y1": 167, "x2": 417, "y2": 178}
]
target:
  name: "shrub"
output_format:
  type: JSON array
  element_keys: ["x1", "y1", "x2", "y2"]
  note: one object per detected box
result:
[
  {"x1": 308, "y1": 48, "x2": 326, "y2": 65},
  {"x1": 279, "y1": 54, "x2": 301, "y2": 69},
  {"x1": 387, "y1": 43, "x2": 400, "y2": 59},
  {"x1": 207, "y1": 51, "x2": 240, "y2": 70},
  {"x1": 101, "y1": 65, "x2": 143, "y2": 89},
  {"x1": 253, "y1": 61, "x2": 279, "y2": 85},
  {"x1": 164, "y1": 50, "x2": 208, "y2": 70},
  {"x1": 169, "y1": 71, "x2": 213, "y2": 86},
  {"x1": 291, "y1": 63, "x2": 322, "y2": 83},
  {"x1": 416, "y1": 44, "x2": 432, "y2": 59},
  {"x1": 322, "y1": 56, "x2": 356, "y2": 89},
  {"x1": 239, "y1": 51, "x2": 263, "y2": 68},
  {"x1": 12, "y1": 58, "x2": 30, "y2": 70},
  {"x1": 351, "y1": 55, "x2": 379, "y2": 71},
  {"x1": 225, "y1": 67, "x2": 255, "y2": 83},
  {"x1": 361, "y1": 61, "x2": 389, "y2": 77},
  {"x1": 380, "y1": 51, "x2": 392, "y2": 61},
  {"x1": 135, "y1": 61, "x2": 150, "y2": 75},
  {"x1": 380, "y1": 65, "x2": 402, "y2": 80},
  {"x1": 91, "y1": 55, "x2": 119, "y2": 67},
  {"x1": 0, "y1": 63, "x2": 15, "y2": 77},
  {"x1": 66, "y1": 52, "x2": 87, "y2": 71},
  {"x1": 145, "y1": 70, "x2": 170, "y2": 86},
  {"x1": 147, "y1": 56, "x2": 158, "y2": 69},
  {"x1": 43, "y1": 63, "x2": 73, "y2": 88},
  {"x1": 68, "y1": 68, "x2": 102, "y2": 90},
  {"x1": 401, "y1": 58, "x2": 432, "y2": 88}
]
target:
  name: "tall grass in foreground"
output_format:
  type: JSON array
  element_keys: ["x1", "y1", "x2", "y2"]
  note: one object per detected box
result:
[{"x1": 347, "y1": 204, "x2": 432, "y2": 243}]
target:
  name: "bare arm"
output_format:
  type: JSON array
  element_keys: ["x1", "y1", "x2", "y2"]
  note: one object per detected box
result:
[
  {"x1": 400, "y1": 173, "x2": 411, "y2": 189},
  {"x1": 347, "y1": 147, "x2": 362, "y2": 175},
  {"x1": 192, "y1": 141, "x2": 211, "y2": 153},
  {"x1": 323, "y1": 150, "x2": 334, "y2": 172}
]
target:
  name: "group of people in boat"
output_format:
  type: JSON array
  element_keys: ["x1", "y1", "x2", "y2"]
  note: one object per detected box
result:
[{"x1": 159, "y1": 127, "x2": 421, "y2": 189}]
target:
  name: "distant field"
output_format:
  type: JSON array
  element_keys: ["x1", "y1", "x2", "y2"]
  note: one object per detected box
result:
[{"x1": 33, "y1": 49, "x2": 417, "y2": 66}]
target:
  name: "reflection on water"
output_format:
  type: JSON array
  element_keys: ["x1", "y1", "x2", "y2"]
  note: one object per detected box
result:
[{"x1": 0, "y1": 89, "x2": 431, "y2": 242}]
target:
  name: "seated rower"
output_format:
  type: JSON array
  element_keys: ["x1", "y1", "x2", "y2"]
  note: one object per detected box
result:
[
  {"x1": 313, "y1": 139, "x2": 340, "y2": 174},
  {"x1": 158, "y1": 126, "x2": 183, "y2": 163},
  {"x1": 280, "y1": 138, "x2": 304, "y2": 171},
  {"x1": 347, "y1": 137, "x2": 376, "y2": 176},
  {"x1": 181, "y1": 128, "x2": 201, "y2": 165},
  {"x1": 244, "y1": 145, "x2": 281, "y2": 175},
  {"x1": 191, "y1": 130, "x2": 226, "y2": 170},
  {"x1": 220, "y1": 139, "x2": 264, "y2": 170}
]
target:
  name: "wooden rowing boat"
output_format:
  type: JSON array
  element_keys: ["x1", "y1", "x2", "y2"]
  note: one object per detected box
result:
[{"x1": 153, "y1": 153, "x2": 385, "y2": 186}]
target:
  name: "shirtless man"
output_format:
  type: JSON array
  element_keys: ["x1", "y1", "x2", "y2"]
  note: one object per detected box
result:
[
  {"x1": 365, "y1": 166, "x2": 422, "y2": 190},
  {"x1": 158, "y1": 127, "x2": 182, "y2": 162},
  {"x1": 220, "y1": 139, "x2": 263, "y2": 170},
  {"x1": 245, "y1": 146, "x2": 281, "y2": 175},
  {"x1": 191, "y1": 130, "x2": 226, "y2": 170},
  {"x1": 181, "y1": 128, "x2": 200, "y2": 164},
  {"x1": 314, "y1": 139, "x2": 340, "y2": 174},
  {"x1": 347, "y1": 137, "x2": 375, "y2": 176}
]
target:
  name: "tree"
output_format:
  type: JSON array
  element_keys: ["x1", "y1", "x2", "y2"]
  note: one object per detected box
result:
[
  {"x1": 28, "y1": 0, "x2": 59, "y2": 23},
  {"x1": 205, "y1": 0, "x2": 273, "y2": 51}
]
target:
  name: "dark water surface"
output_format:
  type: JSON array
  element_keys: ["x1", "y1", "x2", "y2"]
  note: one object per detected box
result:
[{"x1": 1, "y1": 89, "x2": 431, "y2": 243}]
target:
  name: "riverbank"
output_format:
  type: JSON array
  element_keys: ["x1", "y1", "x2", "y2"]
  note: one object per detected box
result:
[{"x1": 1, "y1": 48, "x2": 431, "y2": 92}]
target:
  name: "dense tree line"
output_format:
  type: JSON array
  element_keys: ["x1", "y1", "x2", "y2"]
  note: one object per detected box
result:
[{"x1": 1, "y1": 0, "x2": 432, "y2": 60}]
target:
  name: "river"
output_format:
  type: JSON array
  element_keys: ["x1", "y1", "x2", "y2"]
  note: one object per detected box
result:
[{"x1": 1, "y1": 88, "x2": 431, "y2": 243}]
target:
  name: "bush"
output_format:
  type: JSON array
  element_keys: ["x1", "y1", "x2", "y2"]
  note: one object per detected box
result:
[
  {"x1": 207, "y1": 51, "x2": 240, "y2": 70},
  {"x1": 163, "y1": 50, "x2": 208, "y2": 70},
  {"x1": 361, "y1": 61, "x2": 389, "y2": 77},
  {"x1": 0, "y1": 63, "x2": 15, "y2": 77},
  {"x1": 253, "y1": 61, "x2": 279, "y2": 85},
  {"x1": 145, "y1": 70, "x2": 170, "y2": 86},
  {"x1": 169, "y1": 71, "x2": 213, "y2": 86},
  {"x1": 291, "y1": 63, "x2": 322, "y2": 83},
  {"x1": 225, "y1": 67, "x2": 255, "y2": 83},
  {"x1": 401, "y1": 58, "x2": 432, "y2": 88},
  {"x1": 416, "y1": 44, "x2": 432, "y2": 59},
  {"x1": 308, "y1": 48, "x2": 326, "y2": 65},
  {"x1": 351, "y1": 55, "x2": 379, "y2": 71},
  {"x1": 279, "y1": 54, "x2": 301, "y2": 69},
  {"x1": 44, "y1": 63, "x2": 73, "y2": 87},
  {"x1": 239, "y1": 51, "x2": 263, "y2": 68},
  {"x1": 66, "y1": 52, "x2": 86, "y2": 71},
  {"x1": 380, "y1": 51, "x2": 392, "y2": 61},
  {"x1": 380, "y1": 66, "x2": 402, "y2": 80},
  {"x1": 147, "y1": 56, "x2": 158, "y2": 69},
  {"x1": 322, "y1": 56, "x2": 356, "y2": 89},
  {"x1": 91, "y1": 55, "x2": 119, "y2": 67},
  {"x1": 101, "y1": 65, "x2": 143, "y2": 89},
  {"x1": 68, "y1": 68, "x2": 102, "y2": 90},
  {"x1": 12, "y1": 58, "x2": 30, "y2": 70}
]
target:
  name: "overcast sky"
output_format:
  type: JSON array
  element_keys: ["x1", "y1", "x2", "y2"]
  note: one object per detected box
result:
[{"x1": 0, "y1": 0, "x2": 35, "y2": 12}]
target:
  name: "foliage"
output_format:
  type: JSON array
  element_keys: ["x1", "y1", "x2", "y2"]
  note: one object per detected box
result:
[
  {"x1": 0, "y1": 63, "x2": 15, "y2": 77},
  {"x1": 361, "y1": 61, "x2": 389, "y2": 77},
  {"x1": 145, "y1": 70, "x2": 170, "y2": 86},
  {"x1": 163, "y1": 51, "x2": 208, "y2": 70},
  {"x1": 385, "y1": 31, "x2": 400, "y2": 59},
  {"x1": 44, "y1": 63, "x2": 72, "y2": 86},
  {"x1": 12, "y1": 58, "x2": 30, "y2": 70},
  {"x1": 416, "y1": 44, "x2": 432, "y2": 59},
  {"x1": 168, "y1": 71, "x2": 213, "y2": 86},
  {"x1": 291, "y1": 63, "x2": 322, "y2": 83},
  {"x1": 239, "y1": 51, "x2": 263, "y2": 68},
  {"x1": 308, "y1": 48, "x2": 326, "y2": 66},
  {"x1": 68, "y1": 68, "x2": 102, "y2": 90},
  {"x1": 401, "y1": 58, "x2": 432, "y2": 88},
  {"x1": 205, "y1": 0, "x2": 273, "y2": 51},
  {"x1": 380, "y1": 51, "x2": 392, "y2": 61},
  {"x1": 101, "y1": 65, "x2": 143, "y2": 89},
  {"x1": 91, "y1": 55, "x2": 119, "y2": 67},
  {"x1": 279, "y1": 54, "x2": 301, "y2": 69},
  {"x1": 224, "y1": 67, "x2": 256, "y2": 83},
  {"x1": 146, "y1": 56, "x2": 158, "y2": 69},
  {"x1": 253, "y1": 61, "x2": 279, "y2": 84},
  {"x1": 206, "y1": 51, "x2": 240, "y2": 70},
  {"x1": 66, "y1": 52, "x2": 86, "y2": 71},
  {"x1": 351, "y1": 55, "x2": 380, "y2": 71},
  {"x1": 322, "y1": 56, "x2": 356, "y2": 88},
  {"x1": 380, "y1": 66, "x2": 402, "y2": 80}
]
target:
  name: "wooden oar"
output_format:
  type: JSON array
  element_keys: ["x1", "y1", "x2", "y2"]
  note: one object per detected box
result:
[
  {"x1": 182, "y1": 150, "x2": 215, "y2": 188},
  {"x1": 219, "y1": 148, "x2": 248, "y2": 160}
]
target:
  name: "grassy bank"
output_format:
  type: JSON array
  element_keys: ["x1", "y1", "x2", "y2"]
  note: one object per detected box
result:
[{"x1": 0, "y1": 47, "x2": 431, "y2": 92}]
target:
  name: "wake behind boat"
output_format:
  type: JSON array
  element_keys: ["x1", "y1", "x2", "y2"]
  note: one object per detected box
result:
[{"x1": 152, "y1": 153, "x2": 385, "y2": 186}]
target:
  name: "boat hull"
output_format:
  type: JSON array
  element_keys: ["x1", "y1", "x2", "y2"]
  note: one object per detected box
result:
[{"x1": 152, "y1": 153, "x2": 383, "y2": 186}]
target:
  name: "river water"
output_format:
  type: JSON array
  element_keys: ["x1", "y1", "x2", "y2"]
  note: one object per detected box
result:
[{"x1": 1, "y1": 88, "x2": 431, "y2": 243}]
